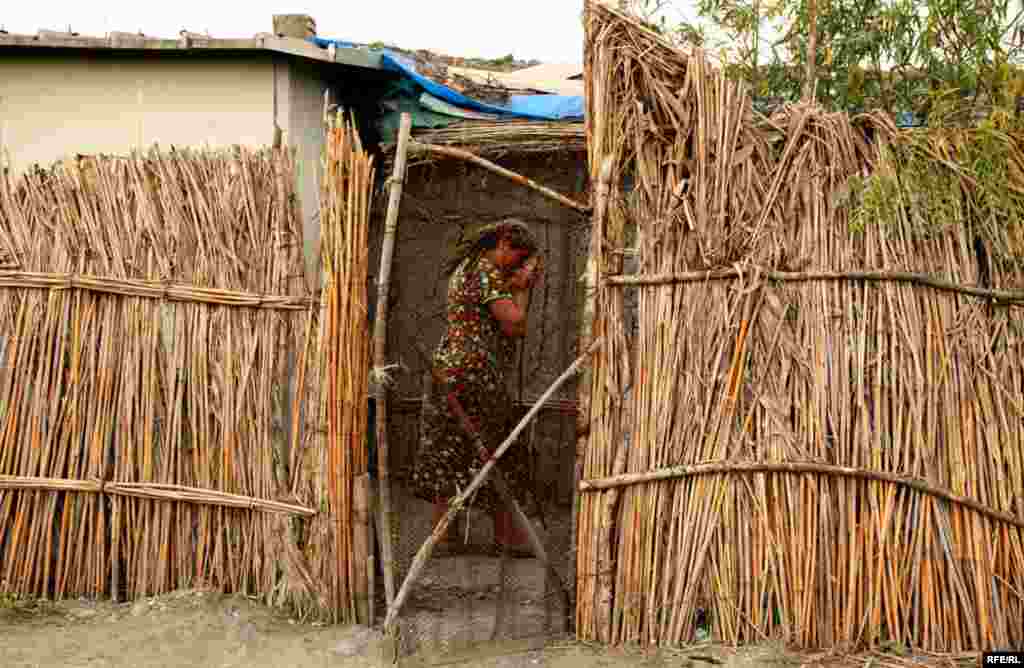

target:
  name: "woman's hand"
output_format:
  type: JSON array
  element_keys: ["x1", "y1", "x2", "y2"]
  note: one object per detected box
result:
[
  {"x1": 447, "y1": 391, "x2": 480, "y2": 436},
  {"x1": 508, "y1": 256, "x2": 541, "y2": 290}
]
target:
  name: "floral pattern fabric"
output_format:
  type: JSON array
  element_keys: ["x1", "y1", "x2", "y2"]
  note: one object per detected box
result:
[{"x1": 409, "y1": 256, "x2": 535, "y2": 515}]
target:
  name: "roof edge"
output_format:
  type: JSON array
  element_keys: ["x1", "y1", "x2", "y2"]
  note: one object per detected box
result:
[{"x1": 0, "y1": 31, "x2": 382, "y2": 70}]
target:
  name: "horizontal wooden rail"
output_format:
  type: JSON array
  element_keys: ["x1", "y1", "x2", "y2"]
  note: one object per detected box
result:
[
  {"x1": 605, "y1": 268, "x2": 1024, "y2": 304},
  {"x1": 0, "y1": 271, "x2": 315, "y2": 311},
  {"x1": 0, "y1": 475, "x2": 315, "y2": 517},
  {"x1": 579, "y1": 460, "x2": 1024, "y2": 530}
]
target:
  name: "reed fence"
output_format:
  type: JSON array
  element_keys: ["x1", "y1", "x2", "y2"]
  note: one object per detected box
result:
[
  {"x1": 290, "y1": 113, "x2": 376, "y2": 624},
  {"x1": 576, "y1": 1, "x2": 1024, "y2": 652},
  {"x1": 0, "y1": 139, "x2": 373, "y2": 624}
]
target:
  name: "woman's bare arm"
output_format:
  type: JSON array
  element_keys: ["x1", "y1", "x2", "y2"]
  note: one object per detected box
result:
[
  {"x1": 489, "y1": 298, "x2": 528, "y2": 337},
  {"x1": 489, "y1": 257, "x2": 538, "y2": 337}
]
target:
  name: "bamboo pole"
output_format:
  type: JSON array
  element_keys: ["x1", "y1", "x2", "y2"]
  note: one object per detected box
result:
[
  {"x1": 407, "y1": 141, "x2": 592, "y2": 214},
  {"x1": 373, "y1": 112, "x2": 412, "y2": 610},
  {"x1": 605, "y1": 268, "x2": 1024, "y2": 304},
  {"x1": 579, "y1": 462, "x2": 1024, "y2": 530},
  {"x1": 382, "y1": 339, "x2": 602, "y2": 633}
]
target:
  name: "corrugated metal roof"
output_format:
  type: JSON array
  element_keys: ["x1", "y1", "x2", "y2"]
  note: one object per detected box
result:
[{"x1": 0, "y1": 28, "x2": 382, "y2": 70}]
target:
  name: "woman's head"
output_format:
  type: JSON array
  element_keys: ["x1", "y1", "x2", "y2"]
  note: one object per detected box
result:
[{"x1": 447, "y1": 218, "x2": 540, "y2": 275}]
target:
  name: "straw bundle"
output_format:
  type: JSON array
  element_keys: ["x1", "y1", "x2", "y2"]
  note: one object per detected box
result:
[
  {"x1": 404, "y1": 120, "x2": 586, "y2": 162},
  {"x1": 576, "y1": 1, "x2": 1024, "y2": 652},
  {"x1": 0, "y1": 146, "x2": 311, "y2": 607},
  {"x1": 288, "y1": 112, "x2": 375, "y2": 623}
]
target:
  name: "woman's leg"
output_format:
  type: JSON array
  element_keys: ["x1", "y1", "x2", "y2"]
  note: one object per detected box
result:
[{"x1": 493, "y1": 507, "x2": 528, "y2": 550}]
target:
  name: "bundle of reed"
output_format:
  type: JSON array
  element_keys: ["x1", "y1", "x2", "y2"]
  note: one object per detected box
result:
[
  {"x1": 399, "y1": 120, "x2": 587, "y2": 164},
  {"x1": 288, "y1": 111, "x2": 375, "y2": 624},
  {"x1": 577, "y1": 0, "x2": 1024, "y2": 652},
  {"x1": 0, "y1": 145, "x2": 311, "y2": 608}
]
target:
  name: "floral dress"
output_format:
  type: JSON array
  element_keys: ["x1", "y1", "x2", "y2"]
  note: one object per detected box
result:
[{"x1": 409, "y1": 256, "x2": 535, "y2": 515}]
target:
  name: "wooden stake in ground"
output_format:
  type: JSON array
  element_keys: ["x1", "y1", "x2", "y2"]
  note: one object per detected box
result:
[
  {"x1": 382, "y1": 340, "x2": 602, "y2": 634},
  {"x1": 373, "y1": 112, "x2": 413, "y2": 609}
]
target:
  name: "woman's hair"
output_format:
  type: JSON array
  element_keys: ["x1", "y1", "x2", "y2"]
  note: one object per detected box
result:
[{"x1": 445, "y1": 218, "x2": 540, "y2": 276}]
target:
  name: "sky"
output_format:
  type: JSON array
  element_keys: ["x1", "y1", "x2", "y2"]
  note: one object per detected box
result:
[{"x1": 1, "y1": 0, "x2": 610, "y2": 65}]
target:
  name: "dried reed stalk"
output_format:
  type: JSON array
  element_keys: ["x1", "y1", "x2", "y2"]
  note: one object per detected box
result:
[
  {"x1": 0, "y1": 271, "x2": 314, "y2": 309},
  {"x1": 578, "y1": 0, "x2": 1024, "y2": 652},
  {"x1": 0, "y1": 476, "x2": 314, "y2": 516},
  {"x1": 399, "y1": 120, "x2": 586, "y2": 161},
  {"x1": 606, "y1": 268, "x2": 1024, "y2": 303},
  {"x1": 290, "y1": 111, "x2": 376, "y2": 624},
  {"x1": 0, "y1": 145, "x2": 310, "y2": 610}
]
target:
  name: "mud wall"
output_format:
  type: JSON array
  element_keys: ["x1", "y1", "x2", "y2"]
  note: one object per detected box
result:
[{"x1": 370, "y1": 151, "x2": 590, "y2": 580}]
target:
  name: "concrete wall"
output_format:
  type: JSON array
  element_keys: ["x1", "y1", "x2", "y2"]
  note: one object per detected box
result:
[
  {"x1": 0, "y1": 53, "x2": 277, "y2": 174},
  {"x1": 0, "y1": 50, "x2": 352, "y2": 287},
  {"x1": 278, "y1": 57, "x2": 334, "y2": 286}
]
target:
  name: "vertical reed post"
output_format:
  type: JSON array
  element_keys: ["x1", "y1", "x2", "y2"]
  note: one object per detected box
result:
[
  {"x1": 373, "y1": 112, "x2": 412, "y2": 610},
  {"x1": 571, "y1": 156, "x2": 615, "y2": 619}
]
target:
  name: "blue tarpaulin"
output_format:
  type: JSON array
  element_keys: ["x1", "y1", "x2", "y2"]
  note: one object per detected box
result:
[
  {"x1": 379, "y1": 52, "x2": 584, "y2": 120},
  {"x1": 308, "y1": 37, "x2": 585, "y2": 121}
]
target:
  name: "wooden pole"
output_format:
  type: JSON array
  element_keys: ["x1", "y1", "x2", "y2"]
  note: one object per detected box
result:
[
  {"x1": 408, "y1": 142, "x2": 592, "y2": 214},
  {"x1": 382, "y1": 340, "x2": 602, "y2": 634},
  {"x1": 578, "y1": 460, "x2": 1024, "y2": 531},
  {"x1": 373, "y1": 112, "x2": 412, "y2": 610}
]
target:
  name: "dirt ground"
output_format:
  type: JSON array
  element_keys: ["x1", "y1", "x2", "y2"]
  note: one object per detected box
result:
[{"x1": 0, "y1": 587, "x2": 822, "y2": 668}]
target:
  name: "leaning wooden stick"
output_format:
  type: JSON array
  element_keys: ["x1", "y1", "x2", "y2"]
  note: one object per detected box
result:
[
  {"x1": 408, "y1": 141, "x2": 592, "y2": 214},
  {"x1": 374, "y1": 112, "x2": 412, "y2": 608},
  {"x1": 382, "y1": 338, "x2": 603, "y2": 633}
]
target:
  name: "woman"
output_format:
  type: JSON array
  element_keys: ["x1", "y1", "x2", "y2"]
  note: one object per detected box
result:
[{"x1": 410, "y1": 219, "x2": 543, "y2": 555}]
